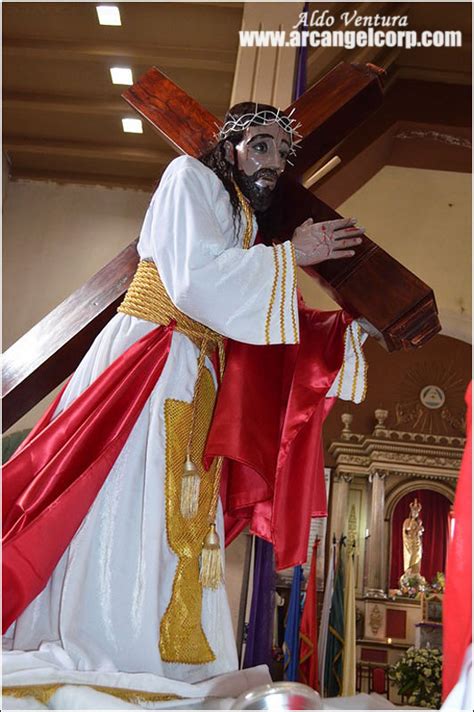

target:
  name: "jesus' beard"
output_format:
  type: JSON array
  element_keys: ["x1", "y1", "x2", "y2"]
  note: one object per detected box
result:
[{"x1": 233, "y1": 167, "x2": 279, "y2": 213}]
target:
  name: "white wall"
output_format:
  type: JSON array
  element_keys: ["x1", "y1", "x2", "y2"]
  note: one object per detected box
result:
[
  {"x1": 3, "y1": 179, "x2": 151, "y2": 432},
  {"x1": 3, "y1": 179, "x2": 150, "y2": 349},
  {"x1": 298, "y1": 166, "x2": 472, "y2": 342}
]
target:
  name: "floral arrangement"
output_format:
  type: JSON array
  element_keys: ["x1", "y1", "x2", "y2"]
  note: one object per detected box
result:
[
  {"x1": 429, "y1": 572, "x2": 445, "y2": 593},
  {"x1": 399, "y1": 572, "x2": 427, "y2": 597},
  {"x1": 389, "y1": 646, "x2": 442, "y2": 708}
]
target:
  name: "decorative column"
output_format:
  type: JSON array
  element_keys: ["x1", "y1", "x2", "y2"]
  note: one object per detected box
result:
[
  {"x1": 330, "y1": 473, "x2": 352, "y2": 542},
  {"x1": 365, "y1": 471, "x2": 387, "y2": 597},
  {"x1": 230, "y1": 2, "x2": 304, "y2": 107}
]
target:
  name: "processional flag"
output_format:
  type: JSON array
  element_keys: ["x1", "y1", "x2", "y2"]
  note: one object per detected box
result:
[
  {"x1": 324, "y1": 538, "x2": 345, "y2": 697},
  {"x1": 242, "y1": 537, "x2": 275, "y2": 669},
  {"x1": 283, "y1": 565, "x2": 303, "y2": 681},
  {"x1": 318, "y1": 537, "x2": 336, "y2": 693},
  {"x1": 341, "y1": 541, "x2": 356, "y2": 696},
  {"x1": 299, "y1": 538, "x2": 320, "y2": 690}
]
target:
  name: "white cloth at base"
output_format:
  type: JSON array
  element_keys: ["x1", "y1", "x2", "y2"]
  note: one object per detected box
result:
[
  {"x1": 441, "y1": 644, "x2": 472, "y2": 711},
  {"x1": 2, "y1": 653, "x2": 271, "y2": 709},
  {"x1": 2, "y1": 685, "x2": 423, "y2": 711}
]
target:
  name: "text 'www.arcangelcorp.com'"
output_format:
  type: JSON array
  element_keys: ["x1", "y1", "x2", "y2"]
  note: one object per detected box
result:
[{"x1": 239, "y1": 29, "x2": 462, "y2": 50}]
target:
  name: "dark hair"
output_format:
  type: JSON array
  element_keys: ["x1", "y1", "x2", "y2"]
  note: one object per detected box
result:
[{"x1": 199, "y1": 102, "x2": 283, "y2": 244}]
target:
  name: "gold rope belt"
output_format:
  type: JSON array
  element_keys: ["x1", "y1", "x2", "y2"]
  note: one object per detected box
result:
[{"x1": 118, "y1": 259, "x2": 224, "y2": 358}]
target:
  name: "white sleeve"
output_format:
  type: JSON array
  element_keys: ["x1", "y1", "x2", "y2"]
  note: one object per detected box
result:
[
  {"x1": 326, "y1": 321, "x2": 368, "y2": 403},
  {"x1": 139, "y1": 159, "x2": 299, "y2": 346}
]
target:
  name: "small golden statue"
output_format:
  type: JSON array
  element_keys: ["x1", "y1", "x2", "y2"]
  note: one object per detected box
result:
[{"x1": 399, "y1": 498, "x2": 427, "y2": 595}]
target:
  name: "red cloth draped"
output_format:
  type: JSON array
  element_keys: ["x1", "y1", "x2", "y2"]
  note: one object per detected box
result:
[
  {"x1": 389, "y1": 489, "x2": 451, "y2": 588},
  {"x1": 3, "y1": 300, "x2": 349, "y2": 631},
  {"x1": 442, "y1": 382, "x2": 472, "y2": 700},
  {"x1": 205, "y1": 303, "x2": 350, "y2": 570},
  {"x1": 299, "y1": 539, "x2": 320, "y2": 690},
  {"x1": 2, "y1": 325, "x2": 173, "y2": 632}
]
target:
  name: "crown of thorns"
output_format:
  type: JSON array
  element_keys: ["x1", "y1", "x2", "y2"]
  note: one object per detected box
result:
[{"x1": 216, "y1": 107, "x2": 302, "y2": 164}]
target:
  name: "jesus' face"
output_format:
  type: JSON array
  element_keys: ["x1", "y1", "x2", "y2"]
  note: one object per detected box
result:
[{"x1": 224, "y1": 123, "x2": 291, "y2": 211}]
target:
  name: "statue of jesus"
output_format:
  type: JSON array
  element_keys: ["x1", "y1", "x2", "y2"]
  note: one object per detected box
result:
[{"x1": 3, "y1": 101, "x2": 367, "y2": 699}]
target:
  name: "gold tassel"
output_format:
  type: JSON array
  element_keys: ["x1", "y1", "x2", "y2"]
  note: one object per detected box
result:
[
  {"x1": 199, "y1": 524, "x2": 223, "y2": 590},
  {"x1": 180, "y1": 454, "x2": 200, "y2": 519}
]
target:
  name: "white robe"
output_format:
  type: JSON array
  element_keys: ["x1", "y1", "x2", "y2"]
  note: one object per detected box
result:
[{"x1": 3, "y1": 156, "x2": 366, "y2": 701}]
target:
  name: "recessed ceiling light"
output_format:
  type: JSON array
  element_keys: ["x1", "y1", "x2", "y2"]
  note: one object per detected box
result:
[
  {"x1": 110, "y1": 67, "x2": 133, "y2": 85},
  {"x1": 122, "y1": 118, "x2": 143, "y2": 134},
  {"x1": 96, "y1": 5, "x2": 121, "y2": 26}
]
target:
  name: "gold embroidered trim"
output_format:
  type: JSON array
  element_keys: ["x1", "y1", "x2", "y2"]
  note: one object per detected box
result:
[
  {"x1": 279, "y1": 244, "x2": 287, "y2": 344},
  {"x1": 3, "y1": 684, "x2": 180, "y2": 705},
  {"x1": 289, "y1": 242, "x2": 299, "y2": 344},
  {"x1": 3, "y1": 684, "x2": 62, "y2": 705},
  {"x1": 334, "y1": 323, "x2": 368, "y2": 402},
  {"x1": 265, "y1": 246, "x2": 280, "y2": 345},
  {"x1": 160, "y1": 366, "x2": 217, "y2": 664},
  {"x1": 348, "y1": 323, "x2": 359, "y2": 402},
  {"x1": 336, "y1": 327, "x2": 350, "y2": 398},
  {"x1": 357, "y1": 322, "x2": 369, "y2": 401}
]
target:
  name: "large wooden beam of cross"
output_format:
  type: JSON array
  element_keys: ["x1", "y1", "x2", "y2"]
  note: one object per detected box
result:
[{"x1": 2, "y1": 63, "x2": 441, "y2": 431}]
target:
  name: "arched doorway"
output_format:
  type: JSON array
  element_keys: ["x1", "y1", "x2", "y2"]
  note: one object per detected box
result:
[{"x1": 389, "y1": 489, "x2": 452, "y2": 589}]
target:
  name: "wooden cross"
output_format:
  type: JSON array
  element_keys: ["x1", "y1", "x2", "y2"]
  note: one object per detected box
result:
[{"x1": 2, "y1": 62, "x2": 440, "y2": 431}]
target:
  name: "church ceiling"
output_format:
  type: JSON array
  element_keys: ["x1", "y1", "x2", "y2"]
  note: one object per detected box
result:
[
  {"x1": 3, "y1": 2, "x2": 471, "y2": 190},
  {"x1": 3, "y1": 1, "x2": 243, "y2": 189}
]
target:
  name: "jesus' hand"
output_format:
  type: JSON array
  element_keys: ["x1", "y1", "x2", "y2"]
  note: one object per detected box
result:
[{"x1": 292, "y1": 217, "x2": 364, "y2": 266}]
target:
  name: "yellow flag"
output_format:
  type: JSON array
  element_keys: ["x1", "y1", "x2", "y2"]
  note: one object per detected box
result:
[{"x1": 342, "y1": 546, "x2": 356, "y2": 696}]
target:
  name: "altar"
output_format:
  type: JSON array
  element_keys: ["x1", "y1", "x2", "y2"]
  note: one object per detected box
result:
[{"x1": 327, "y1": 409, "x2": 464, "y2": 703}]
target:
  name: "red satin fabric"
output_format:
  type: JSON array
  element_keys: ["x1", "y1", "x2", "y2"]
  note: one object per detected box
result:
[
  {"x1": 205, "y1": 302, "x2": 350, "y2": 570},
  {"x1": 442, "y1": 382, "x2": 472, "y2": 700},
  {"x1": 3, "y1": 325, "x2": 173, "y2": 632},
  {"x1": 3, "y1": 298, "x2": 349, "y2": 630}
]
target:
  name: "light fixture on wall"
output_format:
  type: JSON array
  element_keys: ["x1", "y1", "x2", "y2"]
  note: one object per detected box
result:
[
  {"x1": 96, "y1": 5, "x2": 121, "y2": 26},
  {"x1": 110, "y1": 67, "x2": 133, "y2": 85},
  {"x1": 122, "y1": 118, "x2": 143, "y2": 134}
]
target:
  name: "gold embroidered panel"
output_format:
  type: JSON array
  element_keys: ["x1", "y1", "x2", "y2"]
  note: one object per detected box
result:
[{"x1": 160, "y1": 366, "x2": 217, "y2": 664}]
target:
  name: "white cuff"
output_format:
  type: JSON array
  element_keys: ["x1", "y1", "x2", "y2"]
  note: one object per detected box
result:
[
  {"x1": 327, "y1": 321, "x2": 368, "y2": 403},
  {"x1": 264, "y1": 241, "x2": 299, "y2": 345}
]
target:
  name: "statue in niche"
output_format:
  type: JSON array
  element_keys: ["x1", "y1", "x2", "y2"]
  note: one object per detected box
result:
[
  {"x1": 399, "y1": 498, "x2": 427, "y2": 595},
  {"x1": 403, "y1": 498, "x2": 424, "y2": 574}
]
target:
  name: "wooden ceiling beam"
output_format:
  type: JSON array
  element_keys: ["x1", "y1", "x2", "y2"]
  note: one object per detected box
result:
[
  {"x1": 4, "y1": 137, "x2": 173, "y2": 165},
  {"x1": 3, "y1": 37, "x2": 235, "y2": 73},
  {"x1": 3, "y1": 92, "x2": 224, "y2": 119}
]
